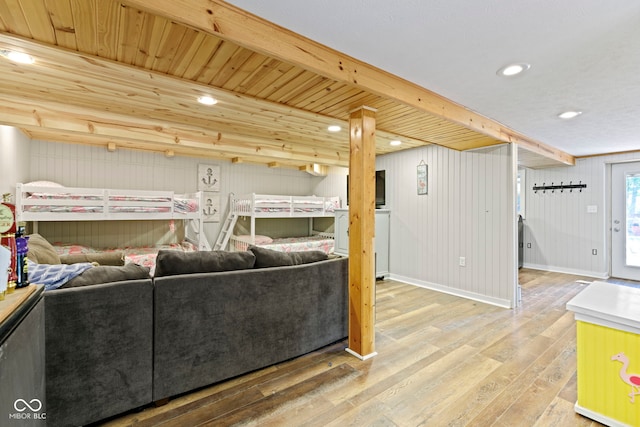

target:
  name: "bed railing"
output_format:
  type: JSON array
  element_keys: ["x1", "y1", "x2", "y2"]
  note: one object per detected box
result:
[
  {"x1": 15, "y1": 183, "x2": 211, "y2": 251},
  {"x1": 230, "y1": 193, "x2": 339, "y2": 218}
]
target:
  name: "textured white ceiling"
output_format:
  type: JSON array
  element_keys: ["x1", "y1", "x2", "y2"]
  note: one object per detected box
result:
[{"x1": 228, "y1": 0, "x2": 640, "y2": 157}]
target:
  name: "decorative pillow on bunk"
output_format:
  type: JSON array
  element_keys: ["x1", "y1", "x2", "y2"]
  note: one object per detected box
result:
[
  {"x1": 153, "y1": 250, "x2": 256, "y2": 277},
  {"x1": 27, "y1": 234, "x2": 61, "y2": 265},
  {"x1": 60, "y1": 263, "x2": 151, "y2": 288},
  {"x1": 234, "y1": 234, "x2": 273, "y2": 245},
  {"x1": 24, "y1": 180, "x2": 63, "y2": 188},
  {"x1": 53, "y1": 243, "x2": 98, "y2": 256},
  {"x1": 23, "y1": 180, "x2": 64, "y2": 196},
  {"x1": 248, "y1": 245, "x2": 328, "y2": 268}
]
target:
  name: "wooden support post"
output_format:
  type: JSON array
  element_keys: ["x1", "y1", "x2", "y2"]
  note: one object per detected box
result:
[{"x1": 346, "y1": 106, "x2": 377, "y2": 360}]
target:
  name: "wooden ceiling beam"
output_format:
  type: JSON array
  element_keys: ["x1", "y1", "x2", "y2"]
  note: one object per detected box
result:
[
  {"x1": 299, "y1": 164, "x2": 329, "y2": 176},
  {"x1": 24, "y1": 128, "x2": 313, "y2": 168},
  {"x1": 0, "y1": 33, "x2": 426, "y2": 161},
  {"x1": 122, "y1": 0, "x2": 575, "y2": 166},
  {"x1": 0, "y1": 34, "x2": 344, "y2": 144},
  {"x1": 0, "y1": 94, "x2": 349, "y2": 167}
]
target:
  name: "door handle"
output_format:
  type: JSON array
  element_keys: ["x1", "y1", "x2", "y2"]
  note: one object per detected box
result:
[
  {"x1": 614, "y1": 227, "x2": 621, "y2": 232},
  {"x1": 614, "y1": 220, "x2": 621, "y2": 224}
]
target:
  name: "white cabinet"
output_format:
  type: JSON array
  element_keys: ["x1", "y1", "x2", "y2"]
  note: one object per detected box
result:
[
  {"x1": 375, "y1": 210, "x2": 390, "y2": 277},
  {"x1": 0, "y1": 286, "x2": 45, "y2": 427},
  {"x1": 333, "y1": 209, "x2": 350, "y2": 256},
  {"x1": 334, "y1": 209, "x2": 390, "y2": 279}
]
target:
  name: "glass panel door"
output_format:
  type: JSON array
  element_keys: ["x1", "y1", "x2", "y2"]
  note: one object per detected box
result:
[
  {"x1": 625, "y1": 172, "x2": 640, "y2": 267},
  {"x1": 612, "y1": 162, "x2": 640, "y2": 280}
]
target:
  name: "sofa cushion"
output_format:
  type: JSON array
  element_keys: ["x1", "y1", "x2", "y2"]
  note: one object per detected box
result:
[
  {"x1": 45, "y1": 279, "x2": 153, "y2": 426},
  {"x1": 61, "y1": 263, "x2": 150, "y2": 288},
  {"x1": 27, "y1": 233, "x2": 61, "y2": 264},
  {"x1": 248, "y1": 245, "x2": 328, "y2": 268},
  {"x1": 60, "y1": 252, "x2": 125, "y2": 266},
  {"x1": 153, "y1": 250, "x2": 256, "y2": 277}
]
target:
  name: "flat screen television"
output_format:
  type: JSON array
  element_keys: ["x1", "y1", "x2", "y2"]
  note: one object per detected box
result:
[{"x1": 347, "y1": 170, "x2": 386, "y2": 208}]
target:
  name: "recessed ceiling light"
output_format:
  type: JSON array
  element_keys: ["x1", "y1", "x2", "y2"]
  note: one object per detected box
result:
[
  {"x1": 197, "y1": 95, "x2": 217, "y2": 106},
  {"x1": 1, "y1": 50, "x2": 34, "y2": 64},
  {"x1": 389, "y1": 140, "x2": 402, "y2": 146},
  {"x1": 497, "y1": 63, "x2": 530, "y2": 77},
  {"x1": 327, "y1": 125, "x2": 341, "y2": 132},
  {"x1": 558, "y1": 111, "x2": 582, "y2": 119}
]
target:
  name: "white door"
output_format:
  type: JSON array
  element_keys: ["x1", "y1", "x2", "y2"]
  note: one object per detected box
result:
[{"x1": 611, "y1": 162, "x2": 640, "y2": 280}]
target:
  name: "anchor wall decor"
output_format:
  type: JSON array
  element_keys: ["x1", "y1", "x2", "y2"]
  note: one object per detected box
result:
[{"x1": 198, "y1": 164, "x2": 220, "y2": 192}]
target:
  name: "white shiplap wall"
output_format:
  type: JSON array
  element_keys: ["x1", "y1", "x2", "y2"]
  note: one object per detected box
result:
[
  {"x1": 523, "y1": 151, "x2": 640, "y2": 278},
  {"x1": 16, "y1": 134, "x2": 519, "y2": 306},
  {"x1": 376, "y1": 143, "x2": 517, "y2": 308},
  {"x1": 0, "y1": 126, "x2": 31, "y2": 197},
  {"x1": 312, "y1": 166, "x2": 349, "y2": 206},
  {"x1": 27, "y1": 139, "x2": 319, "y2": 247}
]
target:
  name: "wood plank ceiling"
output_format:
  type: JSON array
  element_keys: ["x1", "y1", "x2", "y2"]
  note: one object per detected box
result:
[{"x1": 0, "y1": 0, "x2": 573, "y2": 169}]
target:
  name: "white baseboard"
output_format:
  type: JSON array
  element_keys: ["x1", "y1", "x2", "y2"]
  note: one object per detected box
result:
[
  {"x1": 574, "y1": 403, "x2": 629, "y2": 427},
  {"x1": 345, "y1": 348, "x2": 378, "y2": 360},
  {"x1": 388, "y1": 274, "x2": 513, "y2": 309},
  {"x1": 522, "y1": 263, "x2": 609, "y2": 280}
]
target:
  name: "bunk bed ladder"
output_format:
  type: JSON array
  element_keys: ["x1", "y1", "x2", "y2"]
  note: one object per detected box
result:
[{"x1": 214, "y1": 212, "x2": 238, "y2": 250}]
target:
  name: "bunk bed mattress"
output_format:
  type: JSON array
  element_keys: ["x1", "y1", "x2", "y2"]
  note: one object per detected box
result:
[
  {"x1": 249, "y1": 200, "x2": 323, "y2": 213},
  {"x1": 262, "y1": 236, "x2": 334, "y2": 253},
  {"x1": 22, "y1": 194, "x2": 197, "y2": 214},
  {"x1": 234, "y1": 235, "x2": 334, "y2": 254},
  {"x1": 233, "y1": 195, "x2": 340, "y2": 215}
]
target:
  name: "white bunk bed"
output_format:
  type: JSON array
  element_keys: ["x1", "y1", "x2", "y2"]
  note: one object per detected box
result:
[
  {"x1": 228, "y1": 193, "x2": 340, "y2": 253},
  {"x1": 15, "y1": 183, "x2": 211, "y2": 273}
]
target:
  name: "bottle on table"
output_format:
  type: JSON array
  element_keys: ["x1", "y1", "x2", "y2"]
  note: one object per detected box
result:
[{"x1": 15, "y1": 225, "x2": 29, "y2": 289}]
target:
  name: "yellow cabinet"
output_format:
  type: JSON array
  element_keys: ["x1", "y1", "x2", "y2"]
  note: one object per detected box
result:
[{"x1": 567, "y1": 281, "x2": 640, "y2": 426}]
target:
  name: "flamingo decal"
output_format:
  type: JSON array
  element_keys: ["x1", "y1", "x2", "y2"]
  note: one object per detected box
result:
[{"x1": 611, "y1": 352, "x2": 640, "y2": 403}]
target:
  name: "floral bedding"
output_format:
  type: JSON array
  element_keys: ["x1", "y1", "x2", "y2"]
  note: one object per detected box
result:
[
  {"x1": 256, "y1": 236, "x2": 334, "y2": 254},
  {"x1": 53, "y1": 241, "x2": 198, "y2": 276},
  {"x1": 23, "y1": 195, "x2": 196, "y2": 214},
  {"x1": 233, "y1": 195, "x2": 340, "y2": 215}
]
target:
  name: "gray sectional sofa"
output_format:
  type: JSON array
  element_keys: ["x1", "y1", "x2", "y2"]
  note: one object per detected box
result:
[
  {"x1": 44, "y1": 248, "x2": 348, "y2": 427},
  {"x1": 45, "y1": 279, "x2": 154, "y2": 427}
]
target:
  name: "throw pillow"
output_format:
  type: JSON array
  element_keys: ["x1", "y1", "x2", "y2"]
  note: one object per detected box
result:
[
  {"x1": 249, "y1": 245, "x2": 294, "y2": 268},
  {"x1": 153, "y1": 250, "x2": 256, "y2": 277},
  {"x1": 27, "y1": 234, "x2": 61, "y2": 265},
  {"x1": 248, "y1": 245, "x2": 328, "y2": 268},
  {"x1": 294, "y1": 250, "x2": 329, "y2": 264},
  {"x1": 61, "y1": 263, "x2": 150, "y2": 288},
  {"x1": 59, "y1": 252, "x2": 125, "y2": 266},
  {"x1": 24, "y1": 180, "x2": 63, "y2": 188}
]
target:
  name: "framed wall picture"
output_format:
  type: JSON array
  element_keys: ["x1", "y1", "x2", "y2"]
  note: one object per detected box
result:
[
  {"x1": 198, "y1": 164, "x2": 220, "y2": 192},
  {"x1": 417, "y1": 161, "x2": 428, "y2": 195},
  {"x1": 202, "y1": 193, "x2": 220, "y2": 222}
]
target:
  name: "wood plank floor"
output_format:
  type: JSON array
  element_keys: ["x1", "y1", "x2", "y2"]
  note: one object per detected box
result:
[{"x1": 102, "y1": 269, "x2": 607, "y2": 426}]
